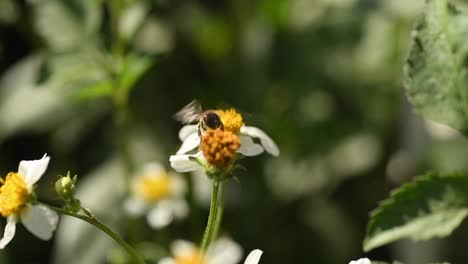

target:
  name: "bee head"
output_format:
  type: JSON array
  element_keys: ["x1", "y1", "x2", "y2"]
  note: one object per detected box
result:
[{"x1": 204, "y1": 112, "x2": 223, "y2": 130}]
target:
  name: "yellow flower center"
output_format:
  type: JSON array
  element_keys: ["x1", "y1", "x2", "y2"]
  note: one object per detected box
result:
[
  {"x1": 200, "y1": 129, "x2": 241, "y2": 168},
  {"x1": 0, "y1": 173, "x2": 28, "y2": 217},
  {"x1": 175, "y1": 250, "x2": 205, "y2": 264},
  {"x1": 217, "y1": 108, "x2": 243, "y2": 134},
  {"x1": 136, "y1": 173, "x2": 172, "y2": 202}
]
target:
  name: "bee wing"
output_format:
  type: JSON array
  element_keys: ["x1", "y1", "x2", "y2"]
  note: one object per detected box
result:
[{"x1": 173, "y1": 100, "x2": 202, "y2": 124}]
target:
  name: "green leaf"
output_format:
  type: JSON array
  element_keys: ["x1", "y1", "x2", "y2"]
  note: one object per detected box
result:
[
  {"x1": 119, "y1": 53, "x2": 154, "y2": 93},
  {"x1": 364, "y1": 172, "x2": 468, "y2": 252},
  {"x1": 71, "y1": 80, "x2": 113, "y2": 101},
  {"x1": 39, "y1": 49, "x2": 110, "y2": 90},
  {"x1": 404, "y1": 0, "x2": 468, "y2": 135}
]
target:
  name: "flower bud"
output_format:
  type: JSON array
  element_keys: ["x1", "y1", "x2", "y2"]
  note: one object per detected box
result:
[{"x1": 55, "y1": 173, "x2": 77, "y2": 201}]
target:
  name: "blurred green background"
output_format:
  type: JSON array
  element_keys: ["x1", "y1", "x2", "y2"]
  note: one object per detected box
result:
[{"x1": 1, "y1": 0, "x2": 468, "y2": 263}]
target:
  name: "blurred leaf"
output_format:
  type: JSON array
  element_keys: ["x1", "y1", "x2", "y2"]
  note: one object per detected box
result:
[
  {"x1": 133, "y1": 17, "x2": 174, "y2": 54},
  {"x1": 364, "y1": 172, "x2": 468, "y2": 252},
  {"x1": 119, "y1": 1, "x2": 150, "y2": 42},
  {"x1": 260, "y1": 0, "x2": 290, "y2": 28},
  {"x1": 0, "y1": 0, "x2": 18, "y2": 24},
  {"x1": 119, "y1": 53, "x2": 154, "y2": 93},
  {"x1": 72, "y1": 80, "x2": 113, "y2": 101},
  {"x1": 40, "y1": 49, "x2": 110, "y2": 91},
  {"x1": 0, "y1": 54, "x2": 70, "y2": 140},
  {"x1": 404, "y1": 0, "x2": 468, "y2": 135},
  {"x1": 31, "y1": 0, "x2": 101, "y2": 51}
]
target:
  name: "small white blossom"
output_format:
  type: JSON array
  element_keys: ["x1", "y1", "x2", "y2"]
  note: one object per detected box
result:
[
  {"x1": 0, "y1": 154, "x2": 59, "y2": 248},
  {"x1": 123, "y1": 163, "x2": 188, "y2": 229}
]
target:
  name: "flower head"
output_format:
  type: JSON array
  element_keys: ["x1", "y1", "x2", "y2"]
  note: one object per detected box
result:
[
  {"x1": 55, "y1": 172, "x2": 77, "y2": 201},
  {"x1": 124, "y1": 163, "x2": 188, "y2": 229},
  {"x1": 171, "y1": 105, "x2": 279, "y2": 173},
  {"x1": 0, "y1": 154, "x2": 59, "y2": 249},
  {"x1": 200, "y1": 129, "x2": 240, "y2": 169},
  {"x1": 0, "y1": 173, "x2": 29, "y2": 217},
  {"x1": 158, "y1": 238, "x2": 262, "y2": 264},
  {"x1": 217, "y1": 109, "x2": 243, "y2": 134}
]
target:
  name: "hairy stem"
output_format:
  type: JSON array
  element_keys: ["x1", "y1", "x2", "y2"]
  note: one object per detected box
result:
[
  {"x1": 200, "y1": 180, "x2": 220, "y2": 253},
  {"x1": 211, "y1": 180, "x2": 225, "y2": 242},
  {"x1": 48, "y1": 205, "x2": 145, "y2": 264}
]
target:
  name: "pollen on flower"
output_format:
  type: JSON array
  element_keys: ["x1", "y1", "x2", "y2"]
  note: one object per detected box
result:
[
  {"x1": 136, "y1": 172, "x2": 172, "y2": 202},
  {"x1": 200, "y1": 129, "x2": 240, "y2": 168},
  {"x1": 217, "y1": 108, "x2": 243, "y2": 134},
  {"x1": 0, "y1": 173, "x2": 28, "y2": 217},
  {"x1": 175, "y1": 250, "x2": 205, "y2": 264}
]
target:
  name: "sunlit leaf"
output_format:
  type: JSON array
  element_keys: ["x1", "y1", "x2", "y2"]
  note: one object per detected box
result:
[
  {"x1": 31, "y1": 0, "x2": 101, "y2": 51},
  {"x1": 40, "y1": 49, "x2": 110, "y2": 91},
  {"x1": 0, "y1": 54, "x2": 69, "y2": 140},
  {"x1": 119, "y1": 1, "x2": 150, "y2": 42},
  {"x1": 71, "y1": 80, "x2": 113, "y2": 101},
  {"x1": 364, "y1": 172, "x2": 468, "y2": 252},
  {"x1": 404, "y1": 0, "x2": 468, "y2": 135}
]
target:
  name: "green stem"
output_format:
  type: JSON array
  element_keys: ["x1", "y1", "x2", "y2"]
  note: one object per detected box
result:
[
  {"x1": 48, "y1": 205, "x2": 145, "y2": 264},
  {"x1": 109, "y1": 0, "x2": 125, "y2": 61},
  {"x1": 114, "y1": 96, "x2": 134, "y2": 182},
  {"x1": 108, "y1": 0, "x2": 133, "y2": 186},
  {"x1": 211, "y1": 180, "x2": 225, "y2": 242},
  {"x1": 200, "y1": 180, "x2": 220, "y2": 253}
]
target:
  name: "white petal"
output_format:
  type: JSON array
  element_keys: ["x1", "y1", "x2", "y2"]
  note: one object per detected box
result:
[
  {"x1": 0, "y1": 216, "x2": 16, "y2": 249},
  {"x1": 348, "y1": 258, "x2": 371, "y2": 264},
  {"x1": 140, "y1": 162, "x2": 165, "y2": 177},
  {"x1": 176, "y1": 133, "x2": 200, "y2": 154},
  {"x1": 20, "y1": 204, "x2": 59, "y2": 240},
  {"x1": 240, "y1": 126, "x2": 279, "y2": 157},
  {"x1": 18, "y1": 154, "x2": 50, "y2": 188},
  {"x1": 178, "y1": 125, "x2": 198, "y2": 141},
  {"x1": 171, "y1": 240, "x2": 197, "y2": 258},
  {"x1": 169, "y1": 152, "x2": 203, "y2": 173},
  {"x1": 208, "y1": 237, "x2": 243, "y2": 264},
  {"x1": 123, "y1": 197, "x2": 146, "y2": 216},
  {"x1": 147, "y1": 201, "x2": 174, "y2": 229},
  {"x1": 244, "y1": 250, "x2": 263, "y2": 264},
  {"x1": 238, "y1": 136, "x2": 264, "y2": 156},
  {"x1": 169, "y1": 173, "x2": 187, "y2": 196},
  {"x1": 158, "y1": 257, "x2": 176, "y2": 264}
]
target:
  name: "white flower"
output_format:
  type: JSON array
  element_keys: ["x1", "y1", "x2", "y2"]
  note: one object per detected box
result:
[
  {"x1": 123, "y1": 163, "x2": 188, "y2": 229},
  {"x1": 171, "y1": 108, "x2": 279, "y2": 173},
  {"x1": 0, "y1": 154, "x2": 59, "y2": 249},
  {"x1": 158, "y1": 238, "x2": 262, "y2": 264},
  {"x1": 348, "y1": 258, "x2": 371, "y2": 264}
]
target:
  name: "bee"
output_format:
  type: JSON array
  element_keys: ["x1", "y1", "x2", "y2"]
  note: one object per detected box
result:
[{"x1": 174, "y1": 100, "x2": 224, "y2": 135}]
